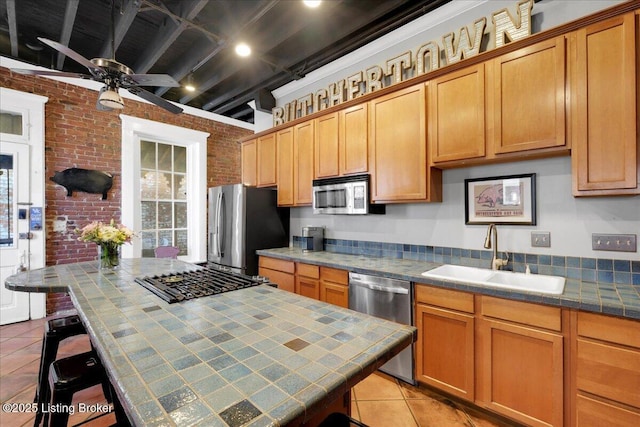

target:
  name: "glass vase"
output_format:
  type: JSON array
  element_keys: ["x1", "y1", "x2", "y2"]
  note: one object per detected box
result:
[{"x1": 98, "y1": 243, "x2": 120, "y2": 270}]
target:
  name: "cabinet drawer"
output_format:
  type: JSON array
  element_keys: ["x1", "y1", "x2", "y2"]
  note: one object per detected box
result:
[
  {"x1": 320, "y1": 266, "x2": 348, "y2": 285},
  {"x1": 258, "y1": 267, "x2": 294, "y2": 293},
  {"x1": 297, "y1": 263, "x2": 320, "y2": 279},
  {"x1": 415, "y1": 284, "x2": 474, "y2": 313},
  {"x1": 577, "y1": 311, "x2": 640, "y2": 348},
  {"x1": 576, "y1": 338, "x2": 640, "y2": 408},
  {"x1": 481, "y1": 296, "x2": 561, "y2": 331},
  {"x1": 576, "y1": 394, "x2": 640, "y2": 427},
  {"x1": 259, "y1": 256, "x2": 294, "y2": 274}
]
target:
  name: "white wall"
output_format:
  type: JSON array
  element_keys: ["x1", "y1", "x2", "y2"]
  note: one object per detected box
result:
[{"x1": 292, "y1": 157, "x2": 640, "y2": 261}]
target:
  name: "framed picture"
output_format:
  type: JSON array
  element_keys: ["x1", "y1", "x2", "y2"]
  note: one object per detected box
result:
[{"x1": 464, "y1": 173, "x2": 536, "y2": 225}]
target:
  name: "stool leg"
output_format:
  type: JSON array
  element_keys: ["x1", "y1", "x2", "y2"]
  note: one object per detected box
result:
[
  {"x1": 46, "y1": 388, "x2": 72, "y2": 427},
  {"x1": 34, "y1": 331, "x2": 60, "y2": 427}
]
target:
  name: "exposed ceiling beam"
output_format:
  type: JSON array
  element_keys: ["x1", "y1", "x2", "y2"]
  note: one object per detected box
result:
[
  {"x1": 56, "y1": 0, "x2": 79, "y2": 70},
  {"x1": 6, "y1": 0, "x2": 18, "y2": 57},
  {"x1": 159, "y1": 0, "x2": 279, "y2": 99},
  {"x1": 133, "y1": 0, "x2": 208, "y2": 73},
  {"x1": 99, "y1": 0, "x2": 140, "y2": 59}
]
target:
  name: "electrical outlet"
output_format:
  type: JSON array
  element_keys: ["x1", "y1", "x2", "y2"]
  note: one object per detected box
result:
[
  {"x1": 592, "y1": 234, "x2": 637, "y2": 252},
  {"x1": 531, "y1": 232, "x2": 551, "y2": 248}
]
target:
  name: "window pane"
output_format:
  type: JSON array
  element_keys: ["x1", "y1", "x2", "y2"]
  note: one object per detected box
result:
[
  {"x1": 157, "y1": 143, "x2": 172, "y2": 171},
  {"x1": 140, "y1": 140, "x2": 156, "y2": 169},
  {"x1": 174, "y1": 175, "x2": 186, "y2": 200},
  {"x1": 158, "y1": 172, "x2": 172, "y2": 199},
  {"x1": 141, "y1": 231, "x2": 156, "y2": 251},
  {"x1": 174, "y1": 146, "x2": 186, "y2": 173},
  {"x1": 158, "y1": 202, "x2": 172, "y2": 229},
  {"x1": 0, "y1": 154, "x2": 15, "y2": 246},
  {"x1": 141, "y1": 201, "x2": 156, "y2": 229},
  {"x1": 0, "y1": 111, "x2": 23, "y2": 136},
  {"x1": 158, "y1": 230, "x2": 172, "y2": 247},
  {"x1": 174, "y1": 202, "x2": 187, "y2": 228},
  {"x1": 175, "y1": 230, "x2": 188, "y2": 255},
  {"x1": 141, "y1": 171, "x2": 157, "y2": 199}
]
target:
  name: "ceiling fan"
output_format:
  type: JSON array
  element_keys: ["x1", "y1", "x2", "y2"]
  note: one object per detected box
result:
[{"x1": 11, "y1": 2, "x2": 183, "y2": 114}]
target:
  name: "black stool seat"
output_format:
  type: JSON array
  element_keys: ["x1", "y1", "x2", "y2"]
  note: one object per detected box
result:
[
  {"x1": 34, "y1": 315, "x2": 86, "y2": 427},
  {"x1": 47, "y1": 351, "x2": 109, "y2": 427},
  {"x1": 318, "y1": 413, "x2": 368, "y2": 427}
]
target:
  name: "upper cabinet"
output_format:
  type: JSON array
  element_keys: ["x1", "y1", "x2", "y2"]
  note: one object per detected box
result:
[
  {"x1": 370, "y1": 84, "x2": 441, "y2": 203},
  {"x1": 257, "y1": 133, "x2": 277, "y2": 187},
  {"x1": 314, "y1": 112, "x2": 340, "y2": 178},
  {"x1": 241, "y1": 139, "x2": 257, "y2": 186},
  {"x1": 429, "y1": 63, "x2": 487, "y2": 164},
  {"x1": 492, "y1": 36, "x2": 567, "y2": 155},
  {"x1": 294, "y1": 120, "x2": 314, "y2": 205},
  {"x1": 570, "y1": 12, "x2": 639, "y2": 196},
  {"x1": 276, "y1": 127, "x2": 294, "y2": 206}
]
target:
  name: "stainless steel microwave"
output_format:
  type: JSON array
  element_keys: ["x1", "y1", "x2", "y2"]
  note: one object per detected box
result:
[{"x1": 312, "y1": 174, "x2": 384, "y2": 215}]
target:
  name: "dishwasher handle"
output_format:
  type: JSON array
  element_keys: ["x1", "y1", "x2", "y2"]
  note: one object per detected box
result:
[{"x1": 349, "y1": 277, "x2": 409, "y2": 295}]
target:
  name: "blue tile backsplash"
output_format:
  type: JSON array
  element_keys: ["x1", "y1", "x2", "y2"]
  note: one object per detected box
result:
[{"x1": 292, "y1": 236, "x2": 640, "y2": 286}]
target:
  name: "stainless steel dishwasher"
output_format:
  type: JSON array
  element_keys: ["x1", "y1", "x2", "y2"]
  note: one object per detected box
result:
[{"x1": 349, "y1": 272, "x2": 415, "y2": 385}]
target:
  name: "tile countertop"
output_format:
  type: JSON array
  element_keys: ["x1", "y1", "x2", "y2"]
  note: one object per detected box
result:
[
  {"x1": 4, "y1": 259, "x2": 416, "y2": 427},
  {"x1": 256, "y1": 248, "x2": 640, "y2": 321}
]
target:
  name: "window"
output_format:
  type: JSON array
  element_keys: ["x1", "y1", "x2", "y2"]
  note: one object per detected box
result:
[
  {"x1": 140, "y1": 141, "x2": 188, "y2": 257},
  {"x1": 0, "y1": 154, "x2": 14, "y2": 246},
  {"x1": 120, "y1": 115, "x2": 209, "y2": 262}
]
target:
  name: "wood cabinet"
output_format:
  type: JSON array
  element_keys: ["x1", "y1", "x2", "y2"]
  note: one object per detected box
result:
[
  {"x1": 574, "y1": 311, "x2": 640, "y2": 426},
  {"x1": 492, "y1": 36, "x2": 567, "y2": 155},
  {"x1": 477, "y1": 297, "x2": 564, "y2": 427},
  {"x1": 258, "y1": 256, "x2": 295, "y2": 293},
  {"x1": 241, "y1": 139, "x2": 257, "y2": 186},
  {"x1": 314, "y1": 112, "x2": 340, "y2": 178},
  {"x1": 570, "y1": 12, "x2": 639, "y2": 196},
  {"x1": 295, "y1": 262, "x2": 320, "y2": 300},
  {"x1": 319, "y1": 266, "x2": 349, "y2": 308},
  {"x1": 429, "y1": 63, "x2": 486, "y2": 164},
  {"x1": 257, "y1": 133, "x2": 277, "y2": 187},
  {"x1": 339, "y1": 103, "x2": 369, "y2": 175},
  {"x1": 369, "y1": 84, "x2": 441, "y2": 202},
  {"x1": 415, "y1": 284, "x2": 475, "y2": 401},
  {"x1": 276, "y1": 127, "x2": 294, "y2": 206},
  {"x1": 294, "y1": 121, "x2": 314, "y2": 205}
]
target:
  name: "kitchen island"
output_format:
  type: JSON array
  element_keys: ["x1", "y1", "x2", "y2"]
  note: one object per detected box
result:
[{"x1": 5, "y1": 259, "x2": 416, "y2": 427}]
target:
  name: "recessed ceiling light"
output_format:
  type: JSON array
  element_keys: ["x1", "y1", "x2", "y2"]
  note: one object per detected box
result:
[
  {"x1": 303, "y1": 0, "x2": 321, "y2": 8},
  {"x1": 235, "y1": 43, "x2": 251, "y2": 57},
  {"x1": 184, "y1": 74, "x2": 196, "y2": 92}
]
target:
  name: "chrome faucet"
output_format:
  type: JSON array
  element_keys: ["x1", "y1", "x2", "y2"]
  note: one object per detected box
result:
[{"x1": 484, "y1": 224, "x2": 509, "y2": 270}]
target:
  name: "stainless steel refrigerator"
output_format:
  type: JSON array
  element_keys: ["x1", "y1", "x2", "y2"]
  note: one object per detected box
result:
[{"x1": 208, "y1": 184, "x2": 289, "y2": 275}]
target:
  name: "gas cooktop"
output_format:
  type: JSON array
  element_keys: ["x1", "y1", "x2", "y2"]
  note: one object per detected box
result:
[{"x1": 135, "y1": 266, "x2": 272, "y2": 303}]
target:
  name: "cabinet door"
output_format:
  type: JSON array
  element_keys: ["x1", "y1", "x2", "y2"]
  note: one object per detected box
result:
[
  {"x1": 241, "y1": 139, "x2": 257, "y2": 186},
  {"x1": 320, "y1": 282, "x2": 348, "y2": 308},
  {"x1": 416, "y1": 303, "x2": 474, "y2": 401},
  {"x1": 572, "y1": 13, "x2": 639, "y2": 195},
  {"x1": 369, "y1": 84, "x2": 428, "y2": 202},
  {"x1": 276, "y1": 127, "x2": 294, "y2": 206},
  {"x1": 340, "y1": 103, "x2": 368, "y2": 175},
  {"x1": 315, "y1": 112, "x2": 340, "y2": 179},
  {"x1": 259, "y1": 267, "x2": 294, "y2": 293},
  {"x1": 296, "y1": 276, "x2": 320, "y2": 300},
  {"x1": 477, "y1": 318, "x2": 564, "y2": 427},
  {"x1": 493, "y1": 36, "x2": 566, "y2": 154},
  {"x1": 294, "y1": 121, "x2": 314, "y2": 205},
  {"x1": 257, "y1": 133, "x2": 277, "y2": 187},
  {"x1": 429, "y1": 63, "x2": 486, "y2": 163}
]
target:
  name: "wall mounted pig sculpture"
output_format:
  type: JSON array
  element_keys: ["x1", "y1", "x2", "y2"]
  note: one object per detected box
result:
[{"x1": 50, "y1": 168, "x2": 113, "y2": 200}]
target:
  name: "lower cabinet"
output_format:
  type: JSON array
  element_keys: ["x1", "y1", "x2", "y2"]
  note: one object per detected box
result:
[
  {"x1": 477, "y1": 296, "x2": 565, "y2": 427},
  {"x1": 319, "y1": 266, "x2": 349, "y2": 308},
  {"x1": 415, "y1": 285, "x2": 475, "y2": 401},
  {"x1": 574, "y1": 311, "x2": 640, "y2": 426},
  {"x1": 295, "y1": 262, "x2": 320, "y2": 300},
  {"x1": 258, "y1": 256, "x2": 294, "y2": 293}
]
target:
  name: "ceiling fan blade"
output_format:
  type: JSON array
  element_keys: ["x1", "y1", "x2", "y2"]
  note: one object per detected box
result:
[
  {"x1": 10, "y1": 68, "x2": 90, "y2": 79},
  {"x1": 37, "y1": 37, "x2": 104, "y2": 75},
  {"x1": 127, "y1": 87, "x2": 183, "y2": 114},
  {"x1": 126, "y1": 74, "x2": 180, "y2": 87}
]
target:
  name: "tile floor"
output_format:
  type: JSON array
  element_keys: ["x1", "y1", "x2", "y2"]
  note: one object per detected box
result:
[{"x1": 1, "y1": 317, "x2": 516, "y2": 427}]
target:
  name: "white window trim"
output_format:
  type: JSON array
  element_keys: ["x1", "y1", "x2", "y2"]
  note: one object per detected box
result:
[{"x1": 120, "y1": 114, "x2": 209, "y2": 263}]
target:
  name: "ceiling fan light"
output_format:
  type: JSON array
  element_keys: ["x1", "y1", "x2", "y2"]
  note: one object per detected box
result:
[{"x1": 99, "y1": 86, "x2": 124, "y2": 109}]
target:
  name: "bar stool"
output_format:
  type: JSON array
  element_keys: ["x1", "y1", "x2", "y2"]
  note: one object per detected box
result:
[
  {"x1": 46, "y1": 351, "x2": 111, "y2": 427},
  {"x1": 33, "y1": 315, "x2": 86, "y2": 427}
]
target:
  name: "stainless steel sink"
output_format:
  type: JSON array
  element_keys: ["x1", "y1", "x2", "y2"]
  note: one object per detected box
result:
[{"x1": 421, "y1": 264, "x2": 565, "y2": 295}]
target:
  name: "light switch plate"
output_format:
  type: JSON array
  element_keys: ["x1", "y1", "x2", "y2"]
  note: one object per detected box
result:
[
  {"x1": 592, "y1": 234, "x2": 637, "y2": 252},
  {"x1": 531, "y1": 232, "x2": 551, "y2": 248}
]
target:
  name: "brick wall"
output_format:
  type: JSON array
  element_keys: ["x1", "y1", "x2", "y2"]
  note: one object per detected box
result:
[{"x1": 1, "y1": 67, "x2": 252, "y2": 314}]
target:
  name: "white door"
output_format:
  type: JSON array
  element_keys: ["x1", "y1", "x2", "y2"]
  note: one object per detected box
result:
[{"x1": 0, "y1": 141, "x2": 31, "y2": 325}]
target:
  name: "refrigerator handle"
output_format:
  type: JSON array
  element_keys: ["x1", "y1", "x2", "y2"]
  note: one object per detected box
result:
[{"x1": 216, "y1": 191, "x2": 225, "y2": 257}]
